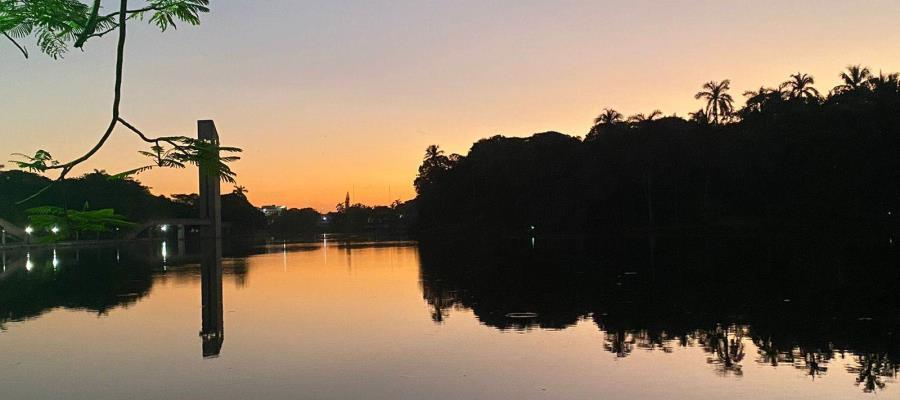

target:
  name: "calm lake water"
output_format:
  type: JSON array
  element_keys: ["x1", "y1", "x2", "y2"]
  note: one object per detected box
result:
[{"x1": 1, "y1": 236, "x2": 898, "y2": 399}]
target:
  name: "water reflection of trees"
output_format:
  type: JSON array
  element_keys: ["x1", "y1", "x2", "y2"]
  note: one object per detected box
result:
[
  {"x1": 848, "y1": 353, "x2": 898, "y2": 393},
  {"x1": 0, "y1": 241, "x2": 249, "y2": 330},
  {"x1": 701, "y1": 325, "x2": 745, "y2": 376},
  {"x1": 0, "y1": 247, "x2": 154, "y2": 328},
  {"x1": 418, "y1": 235, "x2": 900, "y2": 390}
]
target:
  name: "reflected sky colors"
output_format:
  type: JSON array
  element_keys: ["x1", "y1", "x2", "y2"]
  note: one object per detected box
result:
[
  {"x1": 0, "y1": 242, "x2": 896, "y2": 399},
  {"x1": 4, "y1": 1, "x2": 900, "y2": 209}
]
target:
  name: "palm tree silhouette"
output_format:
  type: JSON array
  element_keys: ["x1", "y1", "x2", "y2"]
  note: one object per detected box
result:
[
  {"x1": 742, "y1": 86, "x2": 770, "y2": 99},
  {"x1": 781, "y1": 72, "x2": 821, "y2": 100},
  {"x1": 594, "y1": 108, "x2": 624, "y2": 126},
  {"x1": 232, "y1": 185, "x2": 248, "y2": 197},
  {"x1": 741, "y1": 86, "x2": 783, "y2": 114},
  {"x1": 689, "y1": 108, "x2": 710, "y2": 125},
  {"x1": 694, "y1": 80, "x2": 734, "y2": 124},
  {"x1": 628, "y1": 110, "x2": 663, "y2": 123},
  {"x1": 834, "y1": 64, "x2": 872, "y2": 94},
  {"x1": 425, "y1": 144, "x2": 443, "y2": 159},
  {"x1": 870, "y1": 71, "x2": 900, "y2": 94}
]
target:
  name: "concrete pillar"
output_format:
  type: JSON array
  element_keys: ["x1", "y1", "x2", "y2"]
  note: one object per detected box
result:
[
  {"x1": 177, "y1": 225, "x2": 186, "y2": 256},
  {"x1": 198, "y1": 120, "x2": 222, "y2": 239},
  {"x1": 197, "y1": 120, "x2": 225, "y2": 357},
  {"x1": 200, "y1": 238, "x2": 224, "y2": 358}
]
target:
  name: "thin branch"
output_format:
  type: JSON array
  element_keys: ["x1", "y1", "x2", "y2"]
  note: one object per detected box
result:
[
  {"x1": 101, "y1": 5, "x2": 161, "y2": 20},
  {"x1": 17, "y1": 0, "x2": 130, "y2": 204},
  {"x1": 86, "y1": 24, "x2": 119, "y2": 40},
  {"x1": 3, "y1": 32, "x2": 28, "y2": 59},
  {"x1": 117, "y1": 116, "x2": 190, "y2": 153},
  {"x1": 50, "y1": 0, "x2": 128, "y2": 173},
  {"x1": 117, "y1": 117, "x2": 181, "y2": 143},
  {"x1": 16, "y1": 180, "x2": 57, "y2": 205}
]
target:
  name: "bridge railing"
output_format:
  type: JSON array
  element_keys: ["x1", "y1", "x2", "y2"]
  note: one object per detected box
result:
[
  {"x1": 125, "y1": 218, "x2": 211, "y2": 240},
  {"x1": 0, "y1": 218, "x2": 27, "y2": 244}
]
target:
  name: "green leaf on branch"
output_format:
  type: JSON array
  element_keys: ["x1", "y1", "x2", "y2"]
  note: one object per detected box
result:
[
  {"x1": 10, "y1": 149, "x2": 56, "y2": 172},
  {"x1": 1, "y1": 0, "x2": 209, "y2": 58},
  {"x1": 109, "y1": 138, "x2": 242, "y2": 183}
]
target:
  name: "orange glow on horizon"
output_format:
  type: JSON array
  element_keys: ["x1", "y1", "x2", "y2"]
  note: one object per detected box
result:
[{"x1": 4, "y1": 2, "x2": 900, "y2": 211}]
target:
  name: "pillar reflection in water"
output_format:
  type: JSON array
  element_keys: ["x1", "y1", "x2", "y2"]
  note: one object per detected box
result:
[{"x1": 200, "y1": 238, "x2": 224, "y2": 358}]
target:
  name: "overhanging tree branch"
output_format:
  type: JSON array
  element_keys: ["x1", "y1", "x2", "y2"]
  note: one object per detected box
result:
[
  {"x1": 117, "y1": 116, "x2": 191, "y2": 154},
  {"x1": 16, "y1": 0, "x2": 129, "y2": 204},
  {"x1": 9, "y1": 0, "x2": 230, "y2": 203},
  {"x1": 3, "y1": 32, "x2": 28, "y2": 58}
]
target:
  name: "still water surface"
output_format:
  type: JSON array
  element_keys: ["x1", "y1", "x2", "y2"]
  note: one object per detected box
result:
[{"x1": 0, "y1": 237, "x2": 897, "y2": 399}]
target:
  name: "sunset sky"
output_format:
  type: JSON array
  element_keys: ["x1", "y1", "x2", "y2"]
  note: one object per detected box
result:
[{"x1": 4, "y1": 0, "x2": 900, "y2": 211}]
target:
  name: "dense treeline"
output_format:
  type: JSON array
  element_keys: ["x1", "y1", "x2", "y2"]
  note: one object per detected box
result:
[
  {"x1": 0, "y1": 169, "x2": 413, "y2": 240},
  {"x1": 0, "y1": 170, "x2": 265, "y2": 235},
  {"x1": 414, "y1": 66, "x2": 900, "y2": 235},
  {"x1": 268, "y1": 201, "x2": 416, "y2": 239},
  {"x1": 0, "y1": 170, "x2": 189, "y2": 225}
]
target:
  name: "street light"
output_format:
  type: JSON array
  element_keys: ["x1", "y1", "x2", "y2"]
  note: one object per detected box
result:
[
  {"x1": 160, "y1": 225, "x2": 169, "y2": 232},
  {"x1": 50, "y1": 225, "x2": 60, "y2": 234},
  {"x1": 25, "y1": 225, "x2": 34, "y2": 235}
]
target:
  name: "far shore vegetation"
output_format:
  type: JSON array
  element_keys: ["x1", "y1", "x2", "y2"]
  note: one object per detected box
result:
[
  {"x1": 5, "y1": 63, "x2": 899, "y2": 242},
  {"x1": 414, "y1": 65, "x2": 900, "y2": 237},
  {"x1": 0, "y1": 169, "x2": 415, "y2": 242}
]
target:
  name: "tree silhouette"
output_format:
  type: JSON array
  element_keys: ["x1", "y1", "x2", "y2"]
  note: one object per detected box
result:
[
  {"x1": 781, "y1": 72, "x2": 821, "y2": 101},
  {"x1": 414, "y1": 63, "x2": 900, "y2": 236},
  {"x1": 424, "y1": 144, "x2": 443, "y2": 160},
  {"x1": 628, "y1": 110, "x2": 663, "y2": 124},
  {"x1": 688, "y1": 108, "x2": 710, "y2": 125},
  {"x1": 589, "y1": 108, "x2": 625, "y2": 137},
  {"x1": 232, "y1": 185, "x2": 248, "y2": 197},
  {"x1": 414, "y1": 145, "x2": 460, "y2": 195},
  {"x1": 834, "y1": 64, "x2": 873, "y2": 94},
  {"x1": 869, "y1": 71, "x2": 900, "y2": 95},
  {"x1": 594, "y1": 108, "x2": 624, "y2": 126},
  {"x1": 740, "y1": 86, "x2": 784, "y2": 117},
  {"x1": 694, "y1": 80, "x2": 734, "y2": 124}
]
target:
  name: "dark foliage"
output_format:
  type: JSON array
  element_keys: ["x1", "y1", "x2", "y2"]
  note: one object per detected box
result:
[
  {"x1": 419, "y1": 234, "x2": 900, "y2": 391},
  {"x1": 220, "y1": 192, "x2": 267, "y2": 233},
  {"x1": 0, "y1": 170, "x2": 190, "y2": 226},
  {"x1": 269, "y1": 207, "x2": 322, "y2": 238},
  {"x1": 267, "y1": 200, "x2": 416, "y2": 239},
  {"x1": 414, "y1": 69, "x2": 900, "y2": 236},
  {"x1": 0, "y1": 170, "x2": 265, "y2": 234}
]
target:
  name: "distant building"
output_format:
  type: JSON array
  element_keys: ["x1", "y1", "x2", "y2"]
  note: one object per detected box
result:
[{"x1": 260, "y1": 205, "x2": 286, "y2": 217}]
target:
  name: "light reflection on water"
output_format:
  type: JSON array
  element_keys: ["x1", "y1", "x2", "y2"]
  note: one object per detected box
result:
[{"x1": 0, "y1": 237, "x2": 897, "y2": 399}]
